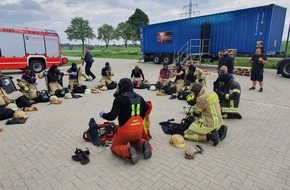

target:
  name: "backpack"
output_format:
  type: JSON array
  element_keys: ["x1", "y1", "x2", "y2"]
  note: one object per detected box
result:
[
  {"x1": 83, "y1": 118, "x2": 116, "y2": 146},
  {"x1": 35, "y1": 90, "x2": 50, "y2": 102}
]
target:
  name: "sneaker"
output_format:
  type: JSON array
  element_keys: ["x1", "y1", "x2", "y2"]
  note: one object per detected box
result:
[
  {"x1": 218, "y1": 125, "x2": 228, "y2": 141},
  {"x1": 128, "y1": 147, "x2": 139, "y2": 164},
  {"x1": 249, "y1": 87, "x2": 255, "y2": 90},
  {"x1": 206, "y1": 130, "x2": 219, "y2": 146},
  {"x1": 143, "y1": 141, "x2": 152, "y2": 159},
  {"x1": 259, "y1": 88, "x2": 263, "y2": 92}
]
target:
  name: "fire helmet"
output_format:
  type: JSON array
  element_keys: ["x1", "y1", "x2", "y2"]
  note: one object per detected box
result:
[
  {"x1": 169, "y1": 134, "x2": 186, "y2": 148},
  {"x1": 13, "y1": 110, "x2": 28, "y2": 119}
]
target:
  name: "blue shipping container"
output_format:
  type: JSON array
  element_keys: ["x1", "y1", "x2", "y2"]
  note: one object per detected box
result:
[{"x1": 141, "y1": 4, "x2": 287, "y2": 58}]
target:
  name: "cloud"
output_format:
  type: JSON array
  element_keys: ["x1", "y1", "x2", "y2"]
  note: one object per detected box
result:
[
  {"x1": 0, "y1": 0, "x2": 289, "y2": 44},
  {"x1": 0, "y1": 0, "x2": 48, "y2": 24}
]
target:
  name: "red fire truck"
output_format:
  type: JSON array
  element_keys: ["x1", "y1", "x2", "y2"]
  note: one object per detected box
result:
[{"x1": 0, "y1": 26, "x2": 68, "y2": 73}]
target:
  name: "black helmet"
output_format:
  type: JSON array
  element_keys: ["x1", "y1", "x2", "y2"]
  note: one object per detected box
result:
[
  {"x1": 191, "y1": 83, "x2": 203, "y2": 97},
  {"x1": 219, "y1": 73, "x2": 233, "y2": 86},
  {"x1": 114, "y1": 78, "x2": 133, "y2": 97}
]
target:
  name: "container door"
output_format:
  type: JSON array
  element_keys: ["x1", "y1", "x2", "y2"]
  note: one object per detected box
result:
[
  {"x1": 0, "y1": 32, "x2": 25, "y2": 57},
  {"x1": 201, "y1": 23, "x2": 211, "y2": 53}
]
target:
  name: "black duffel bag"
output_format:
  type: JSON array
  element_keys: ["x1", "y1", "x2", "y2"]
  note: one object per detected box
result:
[
  {"x1": 15, "y1": 95, "x2": 32, "y2": 108},
  {"x1": 73, "y1": 85, "x2": 87, "y2": 93}
]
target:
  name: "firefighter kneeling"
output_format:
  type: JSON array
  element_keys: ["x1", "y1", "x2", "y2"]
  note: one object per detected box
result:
[
  {"x1": 99, "y1": 78, "x2": 152, "y2": 164},
  {"x1": 183, "y1": 83, "x2": 228, "y2": 146},
  {"x1": 218, "y1": 73, "x2": 242, "y2": 119}
]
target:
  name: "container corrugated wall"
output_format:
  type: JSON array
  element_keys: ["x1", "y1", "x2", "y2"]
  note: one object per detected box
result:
[{"x1": 142, "y1": 4, "x2": 287, "y2": 55}]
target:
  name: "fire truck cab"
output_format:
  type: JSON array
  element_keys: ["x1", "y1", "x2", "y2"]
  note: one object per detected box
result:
[{"x1": 0, "y1": 26, "x2": 68, "y2": 73}]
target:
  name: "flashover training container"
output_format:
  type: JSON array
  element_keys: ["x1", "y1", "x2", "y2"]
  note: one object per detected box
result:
[{"x1": 141, "y1": 4, "x2": 287, "y2": 64}]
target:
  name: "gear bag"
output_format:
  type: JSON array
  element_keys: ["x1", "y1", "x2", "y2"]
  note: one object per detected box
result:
[
  {"x1": 107, "y1": 81, "x2": 117, "y2": 90},
  {"x1": 15, "y1": 95, "x2": 32, "y2": 108},
  {"x1": 0, "y1": 108, "x2": 15, "y2": 121},
  {"x1": 55, "y1": 87, "x2": 69, "y2": 97},
  {"x1": 159, "y1": 115, "x2": 195, "y2": 135},
  {"x1": 35, "y1": 90, "x2": 50, "y2": 102},
  {"x1": 83, "y1": 118, "x2": 116, "y2": 146},
  {"x1": 73, "y1": 85, "x2": 87, "y2": 93}
]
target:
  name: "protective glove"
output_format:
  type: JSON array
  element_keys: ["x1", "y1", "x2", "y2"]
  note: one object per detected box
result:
[
  {"x1": 34, "y1": 81, "x2": 39, "y2": 86},
  {"x1": 99, "y1": 111, "x2": 105, "y2": 118},
  {"x1": 184, "y1": 147, "x2": 196, "y2": 159},
  {"x1": 44, "y1": 72, "x2": 48, "y2": 76},
  {"x1": 71, "y1": 72, "x2": 77, "y2": 76},
  {"x1": 105, "y1": 70, "x2": 110, "y2": 74}
]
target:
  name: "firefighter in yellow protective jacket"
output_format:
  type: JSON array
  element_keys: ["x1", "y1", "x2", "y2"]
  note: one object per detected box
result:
[
  {"x1": 0, "y1": 72, "x2": 14, "y2": 107},
  {"x1": 38, "y1": 65, "x2": 64, "y2": 95},
  {"x1": 185, "y1": 65, "x2": 206, "y2": 90},
  {"x1": 100, "y1": 62, "x2": 114, "y2": 88},
  {"x1": 184, "y1": 83, "x2": 228, "y2": 146},
  {"x1": 66, "y1": 63, "x2": 91, "y2": 92},
  {"x1": 17, "y1": 66, "x2": 39, "y2": 100},
  {"x1": 0, "y1": 86, "x2": 13, "y2": 108}
]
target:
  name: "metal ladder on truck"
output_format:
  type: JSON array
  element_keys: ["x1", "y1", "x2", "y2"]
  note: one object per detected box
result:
[{"x1": 174, "y1": 39, "x2": 210, "y2": 65}]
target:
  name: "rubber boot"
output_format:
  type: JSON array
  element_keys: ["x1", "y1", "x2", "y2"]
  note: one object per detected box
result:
[
  {"x1": 143, "y1": 141, "x2": 152, "y2": 159},
  {"x1": 218, "y1": 125, "x2": 228, "y2": 141},
  {"x1": 206, "y1": 130, "x2": 219, "y2": 146},
  {"x1": 128, "y1": 147, "x2": 139, "y2": 164}
]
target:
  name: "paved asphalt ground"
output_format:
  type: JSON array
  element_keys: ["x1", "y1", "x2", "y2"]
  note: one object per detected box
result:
[{"x1": 0, "y1": 58, "x2": 290, "y2": 190}]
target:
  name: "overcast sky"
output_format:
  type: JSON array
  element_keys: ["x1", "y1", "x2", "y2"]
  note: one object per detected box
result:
[{"x1": 0, "y1": 0, "x2": 289, "y2": 45}]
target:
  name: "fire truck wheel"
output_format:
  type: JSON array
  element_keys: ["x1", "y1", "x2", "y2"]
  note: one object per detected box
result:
[{"x1": 30, "y1": 60, "x2": 45, "y2": 73}]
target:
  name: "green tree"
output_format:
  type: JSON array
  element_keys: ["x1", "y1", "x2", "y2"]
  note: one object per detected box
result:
[
  {"x1": 97, "y1": 24, "x2": 115, "y2": 48},
  {"x1": 65, "y1": 17, "x2": 95, "y2": 53},
  {"x1": 127, "y1": 8, "x2": 149, "y2": 41},
  {"x1": 115, "y1": 22, "x2": 136, "y2": 47}
]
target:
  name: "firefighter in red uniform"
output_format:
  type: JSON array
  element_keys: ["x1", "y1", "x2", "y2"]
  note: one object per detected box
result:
[{"x1": 99, "y1": 78, "x2": 152, "y2": 164}]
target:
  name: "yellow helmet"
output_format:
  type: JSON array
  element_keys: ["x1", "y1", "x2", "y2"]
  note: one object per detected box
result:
[
  {"x1": 169, "y1": 134, "x2": 186, "y2": 148},
  {"x1": 64, "y1": 93, "x2": 72, "y2": 99},
  {"x1": 13, "y1": 111, "x2": 28, "y2": 119}
]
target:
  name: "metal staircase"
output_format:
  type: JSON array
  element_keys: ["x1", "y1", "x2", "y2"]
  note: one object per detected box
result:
[{"x1": 174, "y1": 39, "x2": 210, "y2": 65}]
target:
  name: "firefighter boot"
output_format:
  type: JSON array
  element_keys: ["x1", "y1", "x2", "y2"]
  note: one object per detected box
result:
[
  {"x1": 143, "y1": 141, "x2": 152, "y2": 159},
  {"x1": 206, "y1": 130, "x2": 219, "y2": 146},
  {"x1": 128, "y1": 147, "x2": 139, "y2": 164},
  {"x1": 218, "y1": 125, "x2": 228, "y2": 141}
]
